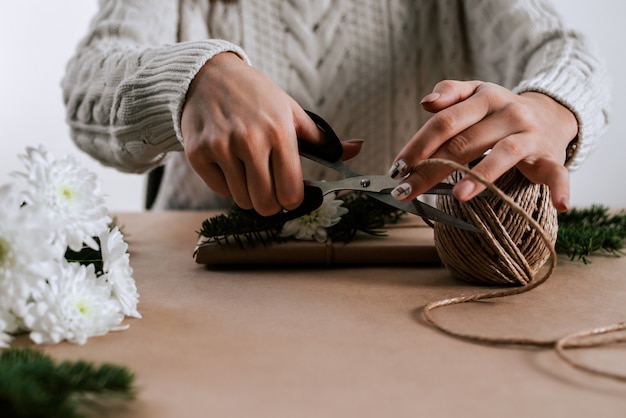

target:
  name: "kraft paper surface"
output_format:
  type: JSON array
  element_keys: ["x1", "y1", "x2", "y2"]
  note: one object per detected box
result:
[{"x1": 19, "y1": 211, "x2": 626, "y2": 418}]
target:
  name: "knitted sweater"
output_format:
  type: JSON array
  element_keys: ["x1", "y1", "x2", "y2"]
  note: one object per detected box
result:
[{"x1": 62, "y1": 0, "x2": 611, "y2": 210}]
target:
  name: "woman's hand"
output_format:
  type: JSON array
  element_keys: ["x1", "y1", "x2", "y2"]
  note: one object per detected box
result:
[
  {"x1": 181, "y1": 52, "x2": 318, "y2": 216},
  {"x1": 388, "y1": 80, "x2": 578, "y2": 212},
  {"x1": 181, "y1": 52, "x2": 361, "y2": 216}
]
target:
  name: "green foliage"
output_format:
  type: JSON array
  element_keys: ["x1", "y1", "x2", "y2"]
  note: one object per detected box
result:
[
  {"x1": 198, "y1": 207, "x2": 287, "y2": 248},
  {"x1": 63, "y1": 216, "x2": 125, "y2": 275},
  {"x1": 197, "y1": 192, "x2": 405, "y2": 247},
  {"x1": 0, "y1": 347, "x2": 135, "y2": 418},
  {"x1": 326, "y1": 192, "x2": 405, "y2": 243},
  {"x1": 556, "y1": 205, "x2": 626, "y2": 263},
  {"x1": 64, "y1": 237, "x2": 104, "y2": 276},
  {"x1": 199, "y1": 197, "x2": 626, "y2": 265}
]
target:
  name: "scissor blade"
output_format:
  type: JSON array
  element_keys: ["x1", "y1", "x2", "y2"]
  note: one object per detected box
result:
[
  {"x1": 306, "y1": 176, "x2": 461, "y2": 196},
  {"x1": 412, "y1": 199, "x2": 482, "y2": 233},
  {"x1": 305, "y1": 176, "x2": 401, "y2": 195},
  {"x1": 368, "y1": 193, "x2": 482, "y2": 233},
  {"x1": 305, "y1": 177, "x2": 481, "y2": 232}
]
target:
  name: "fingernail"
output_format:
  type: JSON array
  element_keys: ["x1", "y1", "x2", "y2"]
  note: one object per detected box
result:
[
  {"x1": 420, "y1": 92, "x2": 441, "y2": 104},
  {"x1": 557, "y1": 197, "x2": 570, "y2": 212},
  {"x1": 454, "y1": 180, "x2": 476, "y2": 201},
  {"x1": 391, "y1": 183, "x2": 412, "y2": 200},
  {"x1": 344, "y1": 138, "x2": 365, "y2": 144},
  {"x1": 388, "y1": 159, "x2": 408, "y2": 178}
]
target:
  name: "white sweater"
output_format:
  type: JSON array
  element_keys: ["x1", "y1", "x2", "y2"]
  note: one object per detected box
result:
[{"x1": 62, "y1": 0, "x2": 611, "y2": 210}]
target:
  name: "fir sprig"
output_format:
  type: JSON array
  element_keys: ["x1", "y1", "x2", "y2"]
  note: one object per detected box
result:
[
  {"x1": 198, "y1": 208, "x2": 287, "y2": 248},
  {"x1": 197, "y1": 192, "x2": 405, "y2": 247},
  {"x1": 556, "y1": 205, "x2": 626, "y2": 264},
  {"x1": 326, "y1": 192, "x2": 405, "y2": 243},
  {"x1": 0, "y1": 347, "x2": 135, "y2": 418}
]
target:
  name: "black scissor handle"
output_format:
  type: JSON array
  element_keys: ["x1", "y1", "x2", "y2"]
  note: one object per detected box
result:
[
  {"x1": 241, "y1": 184, "x2": 324, "y2": 223},
  {"x1": 299, "y1": 111, "x2": 344, "y2": 163}
]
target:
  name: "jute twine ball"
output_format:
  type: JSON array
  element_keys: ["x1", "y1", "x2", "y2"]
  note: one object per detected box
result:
[
  {"x1": 424, "y1": 162, "x2": 626, "y2": 383},
  {"x1": 433, "y1": 168, "x2": 558, "y2": 286}
]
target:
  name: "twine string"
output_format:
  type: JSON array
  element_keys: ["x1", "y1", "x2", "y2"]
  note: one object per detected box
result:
[
  {"x1": 555, "y1": 322, "x2": 626, "y2": 383},
  {"x1": 417, "y1": 158, "x2": 626, "y2": 382}
]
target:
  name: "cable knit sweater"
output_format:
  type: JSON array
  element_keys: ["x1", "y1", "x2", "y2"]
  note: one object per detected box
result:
[{"x1": 62, "y1": 0, "x2": 611, "y2": 210}]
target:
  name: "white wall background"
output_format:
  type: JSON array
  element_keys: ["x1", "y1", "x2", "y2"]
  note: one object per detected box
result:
[
  {"x1": 1, "y1": 0, "x2": 624, "y2": 212},
  {"x1": 0, "y1": 1, "x2": 144, "y2": 212}
]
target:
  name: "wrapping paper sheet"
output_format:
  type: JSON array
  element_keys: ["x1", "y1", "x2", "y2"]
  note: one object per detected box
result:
[{"x1": 194, "y1": 217, "x2": 440, "y2": 266}]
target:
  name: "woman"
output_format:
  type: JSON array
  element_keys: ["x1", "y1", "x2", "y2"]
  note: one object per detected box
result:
[{"x1": 62, "y1": 0, "x2": 610, "y2": 213}]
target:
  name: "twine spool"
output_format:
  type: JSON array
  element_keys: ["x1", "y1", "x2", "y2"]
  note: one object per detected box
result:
[
  {"x1": 433, "y1": 167, "x2": 558, "y2": 286},
  {"x1": 417, "y1": 159, "x2": 626, "y2": 383}
]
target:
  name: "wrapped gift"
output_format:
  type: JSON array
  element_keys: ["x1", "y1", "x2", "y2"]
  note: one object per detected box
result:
[{"x1": 194, "y1": 217, "x2": 439, "y2": 266}]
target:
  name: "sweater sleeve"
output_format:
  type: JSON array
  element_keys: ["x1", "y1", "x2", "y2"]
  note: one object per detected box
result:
[
  {"x1": 460, "y1": 0, "x2": 611, "y2": 170},
  {"x1": 61, "y1": 0, "x2": 249, "y2": 173}
]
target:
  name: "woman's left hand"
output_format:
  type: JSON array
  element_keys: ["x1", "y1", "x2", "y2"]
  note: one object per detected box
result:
[{"x1": 388, "y1": 80, "x2": 578, "y2": 212}]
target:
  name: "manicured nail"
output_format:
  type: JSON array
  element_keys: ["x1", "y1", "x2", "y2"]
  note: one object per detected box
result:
[
  {"x1": 388, "y1": 159, "x2": 408, "y2": 178},
  {"x1": 454, "y1": 180, "x2": 476, "y2": 201},
  {"x1": 344, "y1": 138, "x2": 365, "y2": 144},
  {"x1": 557, "y1": 197, "x2": 570, "y2": 212},
  {"x1": 420, "y1": 92, "x2": 441, "y2": 104},
  {"x1": 391, "y1": 183, "x2": 412, "y2": 200}
]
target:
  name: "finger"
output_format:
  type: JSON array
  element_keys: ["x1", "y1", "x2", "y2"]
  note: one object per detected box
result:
[
  {"x1": 293, "y1": 105, "x2": 325, "y2": 147},
  {"x1": 409, "y1": 110, "x2": 521, "y2": 196},
  {"x1": 271, "y1": 127, "x2": 305, "y2": 212},
  {"x1": 341, "y1": 139, "x2": 364, "y2": 161},
  {"x1": 269, "y1": 104, "x2": 325, "y2": 212},
  {"x1": 394, "y1": 92, "x2": 493, "y2": 172},
  {"x1": 185, "y1": 143, "x2": 238, "y2": 199},
  {"x1": 246, "y1": 169, "x2": 282, "y2": 216},
  {"x1": 190, "y1": 161, "x2": 232, "y2": 198},
  {"x1": 546, "y1": 164, "x2": 570, "y2": 212},
  {"x1": 518, "y1": 159, "x2": 571, "y2": 212},
  {"x1": 420, "y1": 80, "x2": 483, "y2": 113},
  {"x1": 219, "y1": 157, "x2": 253, "y2": 210},
  {"x1": 452, "y1": 133, "x2": 532, "y2": 202},
  {"x1": 429, "y1": 108, "x2": 519, "y2": 164},
  {"x1": 390, "y1": 160, "x2": 457, "y2": 202},
  {"x1": 238, "y1": 131, "x2": 284, "y2": 216},
  {"x1": 456, "y1": 149, "x2": 571, "y2": 212}
]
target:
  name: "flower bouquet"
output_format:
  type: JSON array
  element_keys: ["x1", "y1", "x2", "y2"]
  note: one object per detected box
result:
[{"x1": 0, "y1": 146, "x2": 139, "y2": 347}]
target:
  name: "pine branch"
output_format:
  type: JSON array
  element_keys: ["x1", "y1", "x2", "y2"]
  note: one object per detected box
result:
[
  {"x1": 0, "y1": 348, "x2": 135, "y2": 418},
  {"x1": 197, "y1": 208, "x2": 286, "y2": 248},
  {"x1": 328, "y1": 192, "x2": 405, "y2": 243},
  {"x1": 556, "y1": 205, "x2": 626, "y2": 264},
  {"x1": 197, "y1": 192, "x2": 406, "y2": 247}
]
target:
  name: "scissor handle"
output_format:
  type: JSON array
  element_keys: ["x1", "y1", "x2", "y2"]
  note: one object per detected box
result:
[
  {"x1": 299, "y1": 111, "x2": 344, "y2": 163},
  {"x1": 241, "y1": 184, "x2": 324, "y2": 223}
]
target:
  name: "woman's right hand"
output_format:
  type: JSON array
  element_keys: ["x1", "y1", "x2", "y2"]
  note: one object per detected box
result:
[{"x1": 181, "y1": 52, "x2": 323, "y2": 216}]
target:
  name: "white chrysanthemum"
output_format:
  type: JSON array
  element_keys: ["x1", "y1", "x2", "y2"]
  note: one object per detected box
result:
[
  {"x1": 0, "y1": 292, "x2": 17, "y2": 347},
  {"x1": 24, "y1": 262, "x2": 126, "y2": 345},
  {"x1": 0, "y1": 184, "x2": 58, "y2": 301},
  {"x1": 99, "y1": 227, "x2": 141, "y2": 318},
  {"x1": 13, "y1": 145, "x2": 111, "y2": 252},
  {"x1": 280, "y1": 192, "x2": 348, "y2": 242}
]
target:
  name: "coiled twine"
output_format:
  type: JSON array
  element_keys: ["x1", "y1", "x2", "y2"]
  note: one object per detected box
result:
[{"x1": 433, "y1": 168, "x2": 558, "y2": 285}]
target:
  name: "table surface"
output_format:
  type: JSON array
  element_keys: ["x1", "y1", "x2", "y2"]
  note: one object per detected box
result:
[{"x1": 24, "y1": 211, "x2": 626, "y2": 417}]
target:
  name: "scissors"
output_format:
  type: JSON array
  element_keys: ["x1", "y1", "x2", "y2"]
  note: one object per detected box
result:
[{"x1": 249, "y1": 111, "x2": 481, "y2": 233}]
